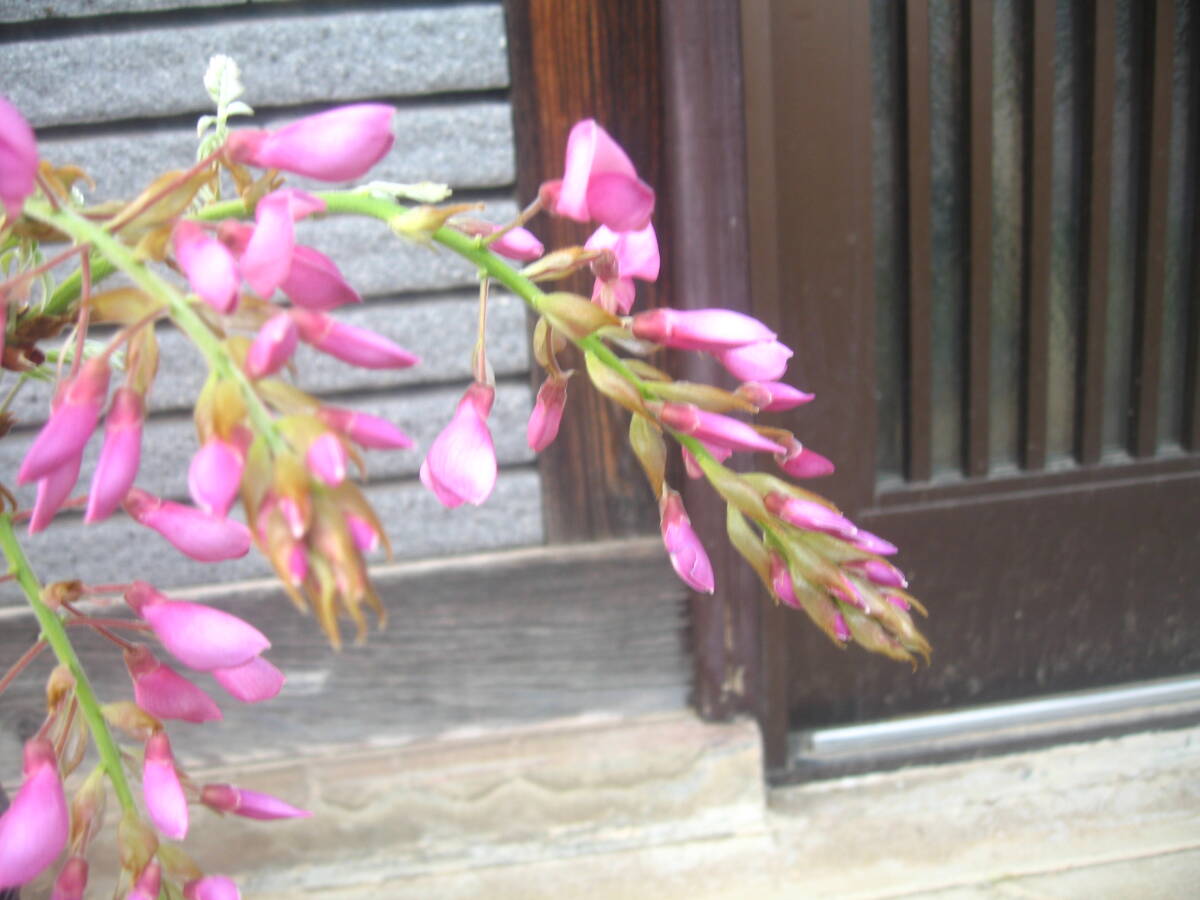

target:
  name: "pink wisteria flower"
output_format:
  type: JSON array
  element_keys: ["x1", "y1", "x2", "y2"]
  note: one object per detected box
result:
[
  {"x1": 50, "y1": 855, "x2": 89, "y2": 900},
  {"x1": 85, "y1": 386, "x2": 145, "y2": 523},
  {"x1": 280, "y1": 244, "x2": 361, "y2": 310},
  {"x1": 586, "y1": 223, "x2": 659, "y2": 314},
  {"x1": 307, "y1": 432, "x2": 348, "y2": 486},
  {"x1": 713, "y1": 339, "x2": 793, "y2": 382},
  {"x1": 630, "y1": 307, "x2": 776, "y2": 353},
  {"x1": 0, "y1": 95, "x2": 37, "y2": 220},
  {"x1": 291, "y1": 308, "x2": 420, "y2": 369},
  {"x1": 240, "y1": 190, "x2": 295, "y2": 299},
  {"x1": 226, "y1": 103, "x2": 395, "y2": 182},
  {"x1": 173, "y1": 220, "x2": 239, "y2": 313},
  {"x1": 188, "y1": 437, "x2": 245, "y2": 517},
  {"x1": 17, "y1": 356, "x2": 110, "y2": 485},
  {"x1": 455, "y1": 219, "x2": 545, "y2": 262},
  {"x1": 657, "y1": 402, "x2": 787, "y2": 456},
  {"x1": 0, "y1": 738, "x2": 68, "y2": 888},
  {"x1": 774, "y1": 438, "x2": 835, "y2": 479},
  {"x1": 658, "y1": 489, "x2": 714, "y2": 594},
  {"x1": 200, "y1": 783, "x2": 311, "y2": 821},
  {"x1": 318, "y1": 406, "x2": 413, "y2": 450},
  {"x1": 127, "y1": 861, "x2": 161, "y2": 900},
  {"x1": 126, "y1": 581, "x2": 270, "y2": 672},
  {"x1": 764, "y1": 492, "x2": 857, "y2": 539},
  {"x1": 125, "y1": 645, "x2": 223, "y2": 722},
  {"x1": 526, "y1": 375, "x2": 568, "y2": 452},
  {"x1": 143, "y1": 732, "x2": 188, "y2": 840},
  {"x1": 543, "y1": 119, "x2": 655, "y2": 232},
  {"x1": 210, "y1": 655, "x2": 285, "y2": 704},
  {"x1": 420, "y1": 382, "x2": 497, "y2": 508},
  {"x1": 28, "y1": 450, "x2": 82, "y2": 535},
  {"x1": 184, "y1": 875, "x2": 242, "y2": 900},
  {"x1": 124, "y1": 487, "x2": 251, "y2": 562},
  {"x1": 245, "y1": 312, "x2": 299, "y2": 379},
  {"x1": 736, "y1": 381, "x2": 815, "y2": 412}
]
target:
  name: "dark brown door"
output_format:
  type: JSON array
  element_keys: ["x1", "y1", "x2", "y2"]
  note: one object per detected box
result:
[{"x1": 742, "y1": 0, "x2": 1200, "y2": 776}]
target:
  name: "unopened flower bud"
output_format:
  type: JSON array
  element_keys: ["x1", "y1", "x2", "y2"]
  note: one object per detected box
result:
[
  {"x1": 211, "y1": 655, "x2": 285, "y2": 704},
  {"x1": 765, "y1": 491, "x2": 857, "y2": 539},
  {"x1": 86, "y1": 386, "x2": 145, "y2": 523},
  {"x1": 184, "y1": 875, "x2": 242, "y2": 900},
  {"x1": 126, "y1": 582, "x2": 270, "y2": 672},
  {"x1": 318, "y1": 406, "x2": 413, "y2": 450},
  {"x1": 774, "y1": 438, "x2": 835, "y2": 479},
  {"x1": 281, "y1": 244, "x2": 361, "y2": 311},
  {"x1": 850, "y1": 529, "x2": 899, "y2": 556},
  {"x1": 18, "y1": 356, "x2": 109, "y2": 485},
  {"x1": 124, "y1": 645, "x2": 223, "y2": 723},
  {"x1": 28, "y1": 451, "x2": 83, "y2": 534},
  {"x1": 245, "y1": 312, "x2": 299, "y2": 379},
  {"x1": 200, "y1": 783, "x2": 311, "y2": 821},
  {"x1": 188, "y1": 437, "x2": 245, "y2": 517},
  {"x1": 143, "y1": 732, "x2": 187, "y2": 840},
  {"x1": 291, "y1": 308, "x2": 419, "y2": 369},
  {"x1": 46, "y1": 663, "x2": 75, "y2": 713},
  {"x1": 537, "y1": 291, "x2": 619, "y2": 342},
  {"x1": 226, "y1": 103, "x2": 395, "y2": 182},
  {"x1": 174, "y1": 220, "x2": 239, "y2": 313},
  {"x1": 631, "y1": 308, "x2": 775, "y2": 353},
  {"x1": 128, "y1": 860, "x2": 162, "y2": 900},
  {"x1": 307, "y1": 432, "x2": 347, "y2": 486},
  {"x1": 659, "y1": 489, "x2": 714, "y2": 594},
  {"x1": 0, "y1": 738, "x2": 68, "y2": 888},
  {"x1": 656, "y1": 402, "x2": 786, "y2": 455},
  {"x1": 420, "y1": 382, "x2": 497, "y2": 508},
  {"x1": 50, "y1": 855, "x2": 89, "y2": 900},
  {"x1": 124, "y1": 488, "x2": 251, "y2": 563},
  {"x1": 714, "y1": 340, "x2": 793, "y2": 382},
  {"x1": 527, "y1": 375, "x2": 569, "y2": 452},
  {"x1": 0, "y1": 96, "x2": 38, "y2": 219},
  {"x1": 735, "y1": 381, "x2": 815, "y2": 412},
  {"x1": 847, "y1": 558, "x2": 909, "y2": 589}
]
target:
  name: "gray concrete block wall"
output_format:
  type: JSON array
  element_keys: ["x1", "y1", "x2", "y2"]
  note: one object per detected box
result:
[{"x1": 0, "y1": 1, "x2": 544, "y2": 594}]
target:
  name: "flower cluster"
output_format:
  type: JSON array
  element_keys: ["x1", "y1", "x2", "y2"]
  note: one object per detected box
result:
[{"x1": 0, "y1": 61, "x2": 928, "y2": 897}]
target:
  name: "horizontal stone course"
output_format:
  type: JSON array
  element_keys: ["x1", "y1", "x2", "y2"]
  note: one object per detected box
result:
[
  {"x1": 0, "y1": 0, "x2": 292, "y2": 21},
  {"x1": 4, "y1": 467, "x2": 543, "y2": 591},
  {"x1": 40, "y1": 101, "x2": 516, "y2": 201},
  {"x1": 0, "y1": 380, "x2": 535, "y2": 508},
  {"x1": 2, "y1": 4, "x2": 510, "y2": 127},
  {"x1": 10, "y1": 290, "x2": 532, "y2": 423}
]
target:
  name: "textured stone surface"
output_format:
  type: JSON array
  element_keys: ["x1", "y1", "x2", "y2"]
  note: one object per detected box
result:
[
  {"x1": 4, "y1": 468, "x2": 542, "y2": 590},
  {"x1": 0, "y1": 0, "x2": 291, "y2": 20},
  {"x1": 0, "y1": 380, "x2": 534, "y2": 506},
  {"x1": 40, "y1": 100, "x2": 516, "y2": 200},
  {"x1": 9, "y1": 290, "x2": 531, "y2": 423},
  {"x1": 3, "y1": 5, "x2": 510, "y2": 127}
]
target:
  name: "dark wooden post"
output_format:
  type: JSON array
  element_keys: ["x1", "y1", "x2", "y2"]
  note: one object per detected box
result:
[{"x1": 505, "y1": 0, "x2": 667, "y2": 541}]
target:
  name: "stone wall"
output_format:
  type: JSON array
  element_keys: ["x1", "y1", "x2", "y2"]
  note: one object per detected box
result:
[{"x1": 0, "y1": 0, "x2": 543, "y2": 591}]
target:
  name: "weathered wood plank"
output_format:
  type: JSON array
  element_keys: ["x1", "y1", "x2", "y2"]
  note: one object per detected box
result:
[
  {"x1": 1, "y1": 4, "x2": 510, "y2": 128},
  {"x1": 0, "y1": 539, "x2": 688, "y2": 782}
]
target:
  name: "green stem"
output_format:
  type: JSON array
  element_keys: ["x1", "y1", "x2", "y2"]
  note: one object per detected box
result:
[
  {"x1": 0, "y1": 513, "x2": 137, "y2": 814},
  {"x1": 24, "y1": 202, "x2": 286, "y2": 454}
]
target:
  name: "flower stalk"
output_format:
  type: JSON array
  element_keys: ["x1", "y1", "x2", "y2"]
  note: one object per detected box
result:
[{"x1": 0, "y1": 512, "x2": 137, "y2": 815}]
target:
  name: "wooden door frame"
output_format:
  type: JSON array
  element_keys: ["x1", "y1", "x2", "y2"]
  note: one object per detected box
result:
[{"x1": 504, "y1": 0, "x2": 776, "y2": 753}]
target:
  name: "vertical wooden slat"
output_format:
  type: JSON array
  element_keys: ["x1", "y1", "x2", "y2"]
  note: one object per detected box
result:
[
  {"x1": 906, "y1": 0, "x2": 934, "y2": 482},
  {"x1": 1023, "y1": 0, "x2": 1055, "y2": 472},
  {"x1": 1080, "y1": 0, "x2": 1117, "y2": 465},
  {"x1": 662, "y1": 0, "x2": 766, "y2": 743},
  {"x1": 1189, "y1": 0, "x2": 1200, "y2": 451},
  {"x1": 966, "y1": 0, "x2": 993, "y2": 478},
  {"x1": 1132, "y1": 0, "x2": 1176, "y2": 457},
  {"x1": 504, "y1": 0, "x2": 664, "y2": 540}
]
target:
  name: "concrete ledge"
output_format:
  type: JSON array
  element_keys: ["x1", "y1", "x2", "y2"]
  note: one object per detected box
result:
[{"x1": 181, "y1": 712, "x2": 765, "y2": 895}]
